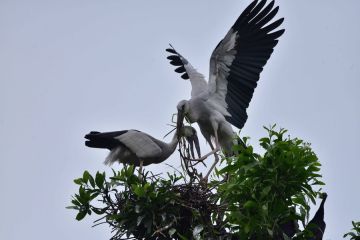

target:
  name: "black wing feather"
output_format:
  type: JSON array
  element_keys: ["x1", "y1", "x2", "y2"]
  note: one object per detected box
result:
[
  {"x1": 166, "y1": 45, "x2": 190, "y2": 80},
  {"x1": 181, "y1": 73, "x2": 189, "y2": 79},
  {"x1": 165, "y1": 48, "x2": 177, "y2": 54},
  {"x1": 84, "y1": 130, "x2": 128, "y2": 150},
  {"x1": 175, "y1": 66, "x2": 186, "y2": 73},
  {"x1": 222, "y1": 0, "x2": 284, "y2": 129},
  {"x1": 251, "y1": 1, "x2": 275, "y2": 24}
]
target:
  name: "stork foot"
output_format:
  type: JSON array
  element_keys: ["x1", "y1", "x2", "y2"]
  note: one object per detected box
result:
[
  {"x1": 184, "y1": 155, "x2": 209, "y2": 163},
  {"x1": 183, "y1": 156, "x2": 207, "y2": 167}
]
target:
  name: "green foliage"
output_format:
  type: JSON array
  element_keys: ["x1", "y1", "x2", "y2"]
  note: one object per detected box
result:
[
  {"x1": 68, "y1": 126, "x2": 326, "y2": 239},
  {"x1": 344, "y1": 221, "x2": 360, "y2": 239},
  {"x1": 68, "y1": 165, "x2": 217, "y2": 239},
  {"x1": 214, "y1": 126, "x2": 324, "y2": 239}
]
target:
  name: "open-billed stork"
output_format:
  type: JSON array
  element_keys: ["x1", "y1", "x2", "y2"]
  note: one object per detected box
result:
[
  {"x1": 85, "y1": 126, "x2": 200, "y2": 178},
  {"x1": 167, "y1": 0, "x2": 285, "y2": 178}
]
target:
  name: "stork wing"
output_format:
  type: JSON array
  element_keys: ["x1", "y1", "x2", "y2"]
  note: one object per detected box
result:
[
  {"x1": 208, "y1": 0, "x2": 285, "y2": 129},
  {"x1": 85, "y1": 130, "x2": 128, "y2": 149},
  {"x1": 115, "y1": 130, "x2": 162, "y2": 158},
  {"x1": 166, "y1": 46, "x2": 208, "y2": 98}
]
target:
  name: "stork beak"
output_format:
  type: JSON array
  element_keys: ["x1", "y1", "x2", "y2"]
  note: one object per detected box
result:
[
  {"x1": 185, "y1": 130, "x2": 201, "y2": 159},
  {"x1": 183, "y1": 126, "x2": 201, "y2": 159},
  {"x1": 176, "y1": 109, "x2": 185, "y2": 137},
  {"x1": 193, "y1": 133, "x2": 201, "y2": 158},
  {"x1": 187, "y1": 136, "x2": 195, "y2": 159}
]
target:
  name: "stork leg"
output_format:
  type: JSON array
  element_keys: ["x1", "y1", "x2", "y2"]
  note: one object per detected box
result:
[
  {"x1": 138, "y1": 160, "x2": 144, "y2": 180},
  {"x1": 189, "y1": 121, "x2": 221, "y2": 161},
  {"x1": 187, "y1": 143, "x2": 220, "y2": 162},
  {"x1": 204, "y1": 132, "x2": 220, "y2": 180}
]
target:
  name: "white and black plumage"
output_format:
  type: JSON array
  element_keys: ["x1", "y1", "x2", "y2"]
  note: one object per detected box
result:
[
  {"x1": 167, "y1": 0, "x2": 284, "y2": 176},
  {"x1": 84, "y1": 126, "x2": 200, "y2": 177}
]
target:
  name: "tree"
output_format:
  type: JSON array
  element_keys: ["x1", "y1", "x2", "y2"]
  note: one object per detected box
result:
[
  {"x1": 344, "y1": 221, "x2": 360, "y2": 240},
  {"x1": 68, "y1": 126, "x2": 329, "y2": 239}
]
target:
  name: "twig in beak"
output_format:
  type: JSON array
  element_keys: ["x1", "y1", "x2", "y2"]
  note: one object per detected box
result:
[{"x1": 163, "y1": 127, "x2": 176, "y2": 139}]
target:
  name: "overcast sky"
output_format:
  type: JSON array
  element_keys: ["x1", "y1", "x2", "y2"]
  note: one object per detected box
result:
[{"x1": 0, "y1": 0, "x2": 359, "y2": 239}]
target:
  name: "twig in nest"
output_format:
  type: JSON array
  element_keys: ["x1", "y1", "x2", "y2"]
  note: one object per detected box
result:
[
  {"x1": 151, "y1": 217, "x2": 177, "y2": 237},
  {"x1": 179, "y1": 137, "x2": 206, "y2": 179}
]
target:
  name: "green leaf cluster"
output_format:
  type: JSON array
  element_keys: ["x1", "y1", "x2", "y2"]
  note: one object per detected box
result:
[
  {"x1": 68, "y1": 166, "x2": 217, "y2": 239},
  {"x1": 215, "y1": 126, "x2": 324, "y2": 239},
  {"x1": 68, "y1": 170, "x2": 106, "y2": 220},
  {"x1": 344, "y1": 221, "x2": 360, "y2": 239}
]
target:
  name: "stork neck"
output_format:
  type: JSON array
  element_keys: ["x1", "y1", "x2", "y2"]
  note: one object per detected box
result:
[{"x1": 169, "y1": 132, "x2": 179, "y2": 151}]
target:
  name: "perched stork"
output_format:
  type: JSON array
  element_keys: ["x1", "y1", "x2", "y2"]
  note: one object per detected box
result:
[
  {"x1": 85, "y1": 126, "x2": 200, "y2": 178},
  {"x1": 167, "y1": 0, "x2": 284, "y2": 177}
]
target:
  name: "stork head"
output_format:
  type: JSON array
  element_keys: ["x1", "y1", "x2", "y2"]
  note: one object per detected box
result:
[
  {"x1": 179, "y1": 125, "x2": 196, "y2": 138},
  {"x1": 178, "y1": 126, "x2": 201, "y2": 159},
  {"x1": 176, "y1": 100, "x2": 190, "y2": 131}
]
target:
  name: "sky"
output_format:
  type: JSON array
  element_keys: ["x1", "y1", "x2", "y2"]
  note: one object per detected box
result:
[{"x1": 0, "y1": 0, "x2": 359, "y2": 239}]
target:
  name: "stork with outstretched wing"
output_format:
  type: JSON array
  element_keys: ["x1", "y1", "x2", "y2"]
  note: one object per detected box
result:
[{"x1": 167, "y1": 0, "x2": 284, "y2": 178}]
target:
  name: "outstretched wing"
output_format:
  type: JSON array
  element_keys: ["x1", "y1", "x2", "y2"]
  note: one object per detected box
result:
[
  {"x1": 166, "y1": 46, "x2": 208, "y2": 98},
  {"x1": 115, "y1": 130, "x2": 162, "y2": 158},
  {"x1": 208, "y1": 0, "x2": 285, "y2": 129}
]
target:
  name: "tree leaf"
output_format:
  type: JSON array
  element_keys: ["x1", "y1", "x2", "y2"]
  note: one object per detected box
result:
[
  {"x1": 92, "y1": 208, "x2": 106, "y2": 215},
  {"x1": 76, "y1": 210, "x2": 87, "y2": 221},
  {"x1": 95, "y1": 172, "x2": 105, "y2": 189},
  {"x1": 243, "y1": 200, "x2": 257, "y2": 209},
  {"x1": 83, "y1": 171, "x2": 91, "y2": 183},
  {"x1": 88, "y1": 174, "x2": 95, "y2": 188},
  {"x1": 73, "y1": 178, "x2": 83, "y2": 185},
  {"x1": 66, "y1": 206, "x2": 79, "y2": 210}
]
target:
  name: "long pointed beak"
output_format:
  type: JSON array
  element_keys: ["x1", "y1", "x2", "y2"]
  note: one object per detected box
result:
[
  {"x1": 176, "y1": 109, "x2": 185, "y2": 137},
  {"x1": 186, "y1": 132, "x2": 201, "y2": 159},
  {"x1": 187, "y1": 136, "x2": 195, "y2": 159},
  {"x1": 186, "y1": 135, "x2": 201, "y2": 159},
  {"x1": 193, "y1": 133, "x2": 201, "y2": 158}
]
